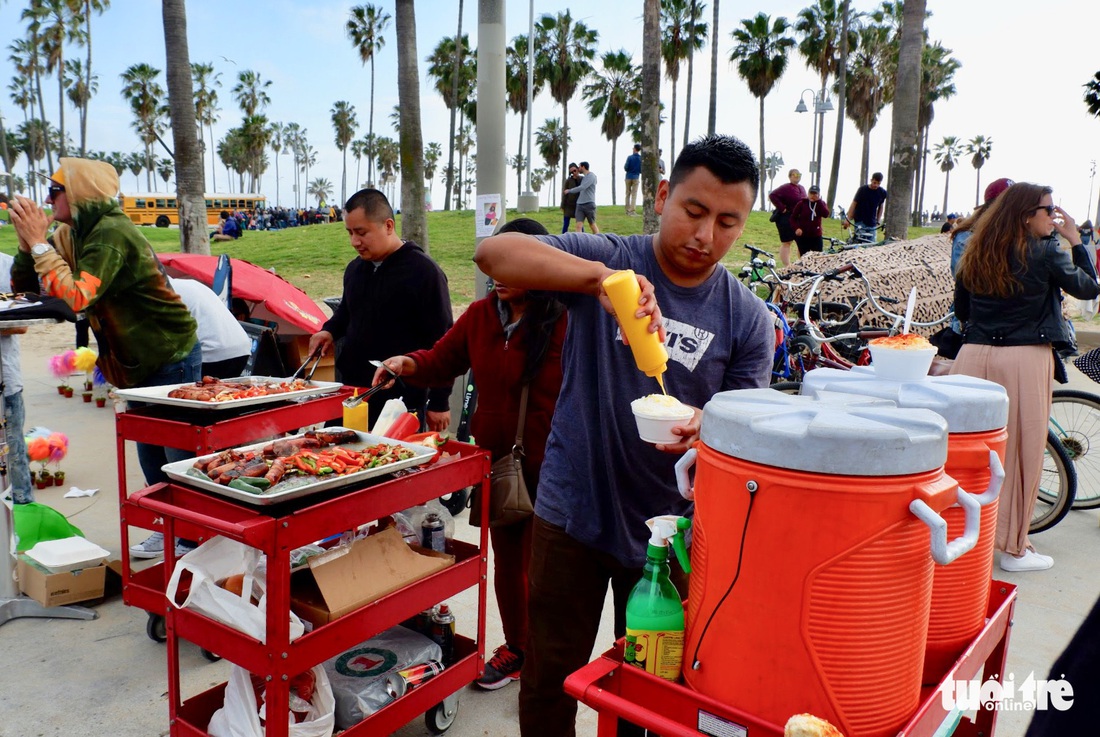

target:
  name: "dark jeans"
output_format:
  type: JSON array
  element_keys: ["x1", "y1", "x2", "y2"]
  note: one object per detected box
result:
[
  {"x1": 561, "y1": 215, "x2": 573, "y2": 234},
  {"x1": 519, "y1": 516, "x2": 687, "y2": 737},
  {"x1": 202, "y1": 355, "x2": 250, "y2": 380},
  {"x1": 135, "y1": 342, "x2": 203, "y2": 486},
  {"x1": 795, "y1": 235, "x2": 824, "y2": 256}
]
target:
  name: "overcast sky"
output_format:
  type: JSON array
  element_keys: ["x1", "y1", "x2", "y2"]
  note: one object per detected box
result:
[{"x1": 2, "y1": 0, "x2": 1098, "y2": 220}]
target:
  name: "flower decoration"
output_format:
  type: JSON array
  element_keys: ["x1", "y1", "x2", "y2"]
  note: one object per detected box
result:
[
  {"x1": 49, "y1": 352, "x2": 76, "y2": 390},
  {"x1": 25, "y1": 434, "x2": 51, "y2": 476},
  {"x1": 47, "y1": 432, "x2": 68, "y2": 469},
  {"x1": 73, "y1": 347, "x2": 97, "y2": 373}
]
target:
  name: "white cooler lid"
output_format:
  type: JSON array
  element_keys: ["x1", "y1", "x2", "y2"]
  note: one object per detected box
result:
[
  {"x1": 700, "y1": 387, "x2": 948, "y2": 476},
  {"x1": 800, "y1": 367, "x2": 1008, "y2": 432}
]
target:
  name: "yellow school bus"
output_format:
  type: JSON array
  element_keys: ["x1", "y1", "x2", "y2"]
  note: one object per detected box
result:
[{"x1": 118, "y1": 192, "x2": 268, "y2": 228}]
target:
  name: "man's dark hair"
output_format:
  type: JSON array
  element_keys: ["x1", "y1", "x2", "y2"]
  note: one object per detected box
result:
[
  {"x1": 579, "y1": 161, "x2": 590, "y2": 170},
  {"x1": 633, "y1": 144, "x2": 641, "y2": 152},
  {"x1": 344, "y1": 188, "x2": 394, "y2": 222},
  {"x1": 871, "y1": 172, "x2": 884, "y2": 182},
  {"x1": 220, "y1": 210, "x2": 230, "y2": 220},
  {"x1": 669, "y1": 134, "x2": 759, "y2": 196}
]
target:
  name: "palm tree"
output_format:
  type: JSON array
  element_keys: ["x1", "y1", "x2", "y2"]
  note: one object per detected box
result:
[
  {"x1": 535, "y1": 118, "x2": 567, "y2": 192},
  {"x1": 191, "y1": 61, "x2": 221, "y2": 192},
  {"x1": 706, "y1": 0, "x2": 721, "y2": 136},
  {"x1": 77, "y1": 0, "x2": 110, "y2": 157},
  {"x1": 330, "y1": 101, "x2": 358, "y2": 203},
  {"x1": 299, "y1": 143, "x2": 318, "y2": 203},
  {"x1": 535, "y1": 10, "x2": 598, "y2": 187},
  {"x1": 239, "y1": 114, "x2": 271, "y2": 192},
  {"x1": 350, "y1": 138, "x2": 366, "y2": 191},
  {"x1": 843, "y1": 23, "x2": 890, "y2": 184},
  {"x1": 10, "y1": 30, "x2": 53, "y2": 174},
  {"x1": 232, "y1": 70, "x2": 271, "y2": 117},
  {"x1": 730, "y1": 12, "x2": 796, "y2": 210},
  {"x1": 270, "y1": 121, "x2": 286, "y2": 206},
  {"x1": 375, "y1": 136, "x2": 400, "y2": 202},
  {"x1": 966, "y1": 135, "x2": 993, "y2": 208},
  {"x1": 883, "y1": 0, "x2": 926, "y2": 239},
  {"x1": 40, "y1": 0, "x2": 85, "y2": 159},
  {"x1": 681, "y1": 0, "x2": 706, "y2": 149},
  {"x1": 162, "y1": 0, "x2": 209, "y2": 253},
  {"x1": 641, "y1": 0, "x2": 661, "y2": 233},
  {"x1": 795, "y1": 0, "x2": 854, "y2": 196},
  {"x1": 764, "y1": 151, "x2": 785, "y2": 195},
  {"x1": 120, "y1": 63, "x2": 166, "y2": 191},
  {"x1": 283, "y1": 122, "x2": 303, "y2": 206},
  {"x1": 584, "y1": 50, "x2": 640, "y2": 206},
  {"x1": 932, "y1": 135, "x2": 961, "y2": 218},
  {"x1": 346, "y1": 4, "x2": 391, "y2": 190},
  {"x1": 63, "y1": 59, "x2": 97, "y2": 161},
  {"x1": 308, "y1": 177, "x2": 333, "y2": 207},
  {"x1": 17, "y1": 119, "x2": 51, "y2": 200},
  {"x1": 394, "y1": 0, "x2": 427, "y2": 247},
  {"x1": 426, "y1": 31, "x2": 475, "y2": 210},
  {"x1": 824, "y1": 0, "x2": 853, "y2": 207},
  {"x1": 506, "y1": 33, "x2": 540, "y2": 196},
  {"x1": 660, "y1": 0, "x2": 707, "y2": 156},
  {"x1": 125, "y1": 151, "x2": 144, "y2": 190},
  {"x1": 424, "y1": 141, "x2": 441, "y2": 206},
  {"x1": 1086, "y1": 71, "x2": 1100, "y2": 116},
  {"x1": 912, "y1": 42, "x2": 960, "y2": 225}
]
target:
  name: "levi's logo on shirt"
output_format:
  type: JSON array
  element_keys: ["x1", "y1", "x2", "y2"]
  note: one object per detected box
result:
[{"x1": 614, "y1": 317, "x2": 714, "y2": 372}]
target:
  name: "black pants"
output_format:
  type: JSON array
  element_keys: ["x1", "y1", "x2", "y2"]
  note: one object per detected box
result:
[
  {"x1": 202, "y1": 355, "x2": 250, "y2": 380},
  {"x1": 795, "y1": 235, "x2": 824, "y2": 256}
]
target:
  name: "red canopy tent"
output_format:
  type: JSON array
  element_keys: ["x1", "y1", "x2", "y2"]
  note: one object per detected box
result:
[{"x1": 157, "y1": 253, "x2": 326, "y2": 336}]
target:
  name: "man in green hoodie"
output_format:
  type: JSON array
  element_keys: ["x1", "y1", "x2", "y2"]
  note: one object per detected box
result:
[{"x1": 9, "y1": 157, "x2": 200, "y2": 558}]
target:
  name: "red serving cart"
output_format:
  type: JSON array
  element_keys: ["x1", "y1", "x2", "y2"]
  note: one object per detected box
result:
[
  {"x1": 117, "y1": 393, "x2": 492, "y2": 735},
  {"x1": 565, "y1": 581, "x2": 1017, "y2": 737}
]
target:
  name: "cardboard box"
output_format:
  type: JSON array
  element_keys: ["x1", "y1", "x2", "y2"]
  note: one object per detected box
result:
[
  {"x1": 284, "y1": 334, "x2": 336, "y2": 383},
  {"x1": 290, "y1": 527, "x2": 453, "y2": 628},
  {"x1": 17, "y1": 556, "x2": 107, "y2": 607}
]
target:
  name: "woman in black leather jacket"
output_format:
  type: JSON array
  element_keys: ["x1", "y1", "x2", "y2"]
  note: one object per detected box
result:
[{"x1": 953, "y1": 182, "x2": 1099, "y2": 573}]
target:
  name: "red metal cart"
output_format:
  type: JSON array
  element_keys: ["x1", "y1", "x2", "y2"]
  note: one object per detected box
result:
[
  {"x1": 565, "y1": 581, "x2": 1017, "y2": 737},
  {"x1": 116, "y1": 390, "x2": 351, "y2": 643}
]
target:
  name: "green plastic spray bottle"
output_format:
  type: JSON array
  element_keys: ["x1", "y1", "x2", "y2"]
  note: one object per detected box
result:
[{"x1": 625, "y1": 515, "x2": 692, "y2": 681}]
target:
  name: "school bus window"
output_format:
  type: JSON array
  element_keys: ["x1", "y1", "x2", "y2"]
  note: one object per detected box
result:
[
  {"x1": 168, "y1": 199, "x2": 176, "y2": 208},
  {"x1": 205, "y1": 200, "x2": 212, "y2": 207},
  {"x1": 156, "y1": 199, "x2": 166, "y2": 208},
  {"x1": 135, "y1": 199, "x2": 146, "y2": 208}
]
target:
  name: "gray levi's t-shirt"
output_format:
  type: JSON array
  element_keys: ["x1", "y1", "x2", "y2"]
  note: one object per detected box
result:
[{"x1": 534, "y1": 232, "x2": 774, "y2": 567}]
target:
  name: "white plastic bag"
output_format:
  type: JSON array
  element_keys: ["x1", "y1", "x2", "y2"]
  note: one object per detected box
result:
[
  {"x1": 165, "y1": 536, "x2": 305, "y2": 644},
  {"x1": 208, "y1": 664, "x2": 335, "y2": 737},
  {"x1": 1080, "y1": 297, "x2": 1099, "y2": 321}
]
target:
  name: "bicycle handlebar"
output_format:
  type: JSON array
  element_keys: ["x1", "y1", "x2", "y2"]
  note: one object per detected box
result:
[{"x1": 743, "y1": 243, "x2": 775, "y2": 260}]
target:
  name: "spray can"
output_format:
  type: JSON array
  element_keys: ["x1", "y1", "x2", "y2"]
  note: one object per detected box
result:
[
  {"x1": 625, "y1": 515, "x2": 692, "y2": 681},
  {"x1": 396, "y1": 660, "x2": 445, "y2": 689},
  {"x1": 431, "y1": 603, "x2": 456, "y2": 664},
  {"x1": 382, "y1": 672, "x2": 407, "y2": 702},
  {"x1": 420, "y1": 512, "x2": 446, "y2": 552},
  {"x1": 601, "y1": 270, "x2": 669, "y2": 392}
]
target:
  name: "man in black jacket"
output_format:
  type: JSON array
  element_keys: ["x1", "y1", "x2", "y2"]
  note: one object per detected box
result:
[{"x1": 309, "y1": 188, "x2": 454, "y2": 430}]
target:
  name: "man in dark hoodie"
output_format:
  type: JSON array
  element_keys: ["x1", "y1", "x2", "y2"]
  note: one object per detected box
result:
[{"x1": 309, "y1": 188, "x2": 454, "y2": 431}]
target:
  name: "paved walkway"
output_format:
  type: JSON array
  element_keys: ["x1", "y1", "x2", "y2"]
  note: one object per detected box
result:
[{"x1": 2, "y1": 320, "x2": 1098, "y2": 737}]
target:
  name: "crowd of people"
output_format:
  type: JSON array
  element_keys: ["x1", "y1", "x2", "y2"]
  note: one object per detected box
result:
[
  {"x1": 4, "y1": 138, "x2": 1098, "y2": 736},
  {"x1": 211, "y1": 204, "x2": 342, "y2": 238}
]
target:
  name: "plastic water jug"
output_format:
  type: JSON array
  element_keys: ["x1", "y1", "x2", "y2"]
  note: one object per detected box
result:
[
  {"x1": 674, "y1": 389, "x2": 980, "y2": 737},
  {"x1": 800, "y1": 367, "x2": 1008, "y2": 683}
]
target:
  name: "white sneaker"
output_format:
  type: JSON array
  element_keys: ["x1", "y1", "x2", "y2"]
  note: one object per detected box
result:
[
  {"x1": 999, "y1": 549, "x2": 1054, "y2": 572},
  {"x1": 130, "y1": 532, "x2": 164, "y2": 559},
  {"x1": 174, "y1": 540, "x2": 198, "y2": 558}
]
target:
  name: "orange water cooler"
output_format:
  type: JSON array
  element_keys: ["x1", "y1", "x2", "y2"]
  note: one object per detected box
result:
[
  {"x1": 674, "y1": 389, "x2": 981, "y2": 737},
  {"x1": 800, "y1": 367, "x2": 1008, "y2": 683}
]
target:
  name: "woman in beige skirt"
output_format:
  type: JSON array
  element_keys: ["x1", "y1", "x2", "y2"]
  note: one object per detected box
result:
[{"x1": 952, "y1": 183, "x2": 1099, "y2": 572}]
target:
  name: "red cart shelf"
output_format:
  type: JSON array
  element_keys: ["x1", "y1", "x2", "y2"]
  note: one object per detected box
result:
[
  {"x1": 129, "y1": 440, "x2": 491, "y2": 737},
  {"x1": 565, "y1": 581, "x2": 1017, "y2": 737}
]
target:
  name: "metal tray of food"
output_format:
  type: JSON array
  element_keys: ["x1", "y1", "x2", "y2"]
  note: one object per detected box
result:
[
  {"x1": 162, "y1": 428, "x2": 437, "y2": 505},
  {"x1": 115, "y1": 376, "x2": 342, "y2": 410}
]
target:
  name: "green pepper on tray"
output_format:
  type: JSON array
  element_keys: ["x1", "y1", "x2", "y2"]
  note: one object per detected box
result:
[{"x1": 228, "y1": 477, "x2": 272, "y2": 494}]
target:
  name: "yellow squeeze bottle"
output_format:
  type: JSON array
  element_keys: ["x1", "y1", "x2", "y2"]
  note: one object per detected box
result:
[
  {"x1": 342, "y1": 389, "x2": 369, "y2": 431},
  {"x1": 602, "y1": 270, "x2": 668, "y2": 393}
]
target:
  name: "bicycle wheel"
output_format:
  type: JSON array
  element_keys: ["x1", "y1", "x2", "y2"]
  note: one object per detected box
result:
[
  {"x1": 770, "y1": 381, "x2": 802, "y2": 395},
  {"x1": 1050, "y1": 389, "x2": 1100, "y2": 509},
  {"x1": 1032, "y1": 429, "x2": 1077, "y2": 534}
]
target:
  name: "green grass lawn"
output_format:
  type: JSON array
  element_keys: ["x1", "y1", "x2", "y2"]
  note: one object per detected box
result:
[{"x1": 0, "y1": 206, "x2": 936, "y2": 309}]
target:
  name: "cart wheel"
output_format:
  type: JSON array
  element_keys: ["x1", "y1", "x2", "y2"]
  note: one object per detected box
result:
[
  {"x1": 146, "y1": 613, "x2": 167, "y2": 643},
  {"x1": 424, "y1": 693, "x2": 459, "y2": 734},
  {"x1": 200, "y1": 648, "x2": 222, "y2": 662},
  {"x1": 438, "y1": 488, "x2": 469, "y2": 517}
]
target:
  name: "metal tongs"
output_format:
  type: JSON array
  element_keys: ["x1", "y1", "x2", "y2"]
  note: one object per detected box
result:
[
  {"x1": 342, "y1": 360, "x2": 399, "y2": 409},
  {"x1": 290, "y1": 348, "x2": 325, "y2": 383}
]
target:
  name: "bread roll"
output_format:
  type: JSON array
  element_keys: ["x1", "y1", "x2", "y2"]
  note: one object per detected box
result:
[{"x1": 784, "y1": 713, "x2": 844, "y2": 737}]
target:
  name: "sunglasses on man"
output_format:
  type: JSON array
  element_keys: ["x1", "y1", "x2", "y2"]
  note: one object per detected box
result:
[{"x1": 48, "y1": 185, "x2": 65, "y2": 197}]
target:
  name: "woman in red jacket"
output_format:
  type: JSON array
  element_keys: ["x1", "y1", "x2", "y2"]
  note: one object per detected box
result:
[
  {"x1": 373, "y1": 218, "x2": 567, "y2": 691},
  {"x1": 789, "y1": 184, "x2": 831, "y2": 257}
]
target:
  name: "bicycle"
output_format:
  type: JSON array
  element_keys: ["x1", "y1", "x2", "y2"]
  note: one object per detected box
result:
[
  {"x1": 824, "y1": 223, "x2": 900, "y2": 253},
  {"x1": 1045, "y1": 388, "x2": 1100, "y2": 510}
]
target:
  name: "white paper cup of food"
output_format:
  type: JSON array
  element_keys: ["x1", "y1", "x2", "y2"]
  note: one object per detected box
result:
[
  {"x1": 631, "y1": 396, "x2": 695, "y2": 444},
  {"x1": 869, "y1": 342, "x2": 938, "y2": 381}
]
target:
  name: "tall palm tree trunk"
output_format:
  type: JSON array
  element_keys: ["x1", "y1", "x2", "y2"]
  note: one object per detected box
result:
[
  {"x1": 610, "y1": 137, "x2": 618, "y2": 205},
  {"x1": 669, "y1": 81, "x2": 678, "y2": 164},
  {"x1": 642, "y1": 0, "x2": 661, "y2": 233},
  {"x1": 81, "y1": 1, "x2": 93, "y2": 156},
  {"x1": 707, "y1": 0, "x2": 719, "y2": 135},
  {"x1": 516, "y1": 111, "x2": 525, "y2": 197},
  {"x1": 883, "y1": 0, "x2": 925, "y2": 239},
  {"x1": 341, "y1": 148, "x2": 347, "y2": 202},
  {"x1": 56, "y1": 45, "x2": 67, "y2": 157},
  {"x1": 941, "y1": 169, "x2": 950, "y2": 217},
  {"x1": 826, "y1": 0, "x2": 849, "y2": 208},
  {"x1": 162, "y1": 0, "x2": 209, "y2": 254},
  {"x1": 974, "y1": 166, "x2": 982, "y2": 208},
  {"x1": 861, "y1": 130, "x2": 871, "y2": 185},
  {"x1": 561, "y1": 102, "x2": 570, "y2": 189},
  {"x1": 914, "y1": 126, "x2": 930, "y2": 226},
  {"x1": 208, "y1": 124, "x2": 217, "y2": 191},
  {"x1": 146, "y1": 142, "x2": 155, "y2": 190},
  {"x1": 0, "y1": 106, "x2": 11, "y2": 197},
  {"x1": 683, "y1": 0, "x2": 696, "y2": 149},
  {"x1": 757, "y1": 96, "x2": 766, "y2": 211},
  {"x1": 368, "y1": 55, "x2": 376, "y2": 186},
  {"x1": 395, "y1": 0, "x2": 427, "y2": 249},
  {"x1": 32, "y1": 43, "x2": 54, "y2": 174},
  {"x1": 444, "y1": 0, "x2": 463, "y2": 210}
]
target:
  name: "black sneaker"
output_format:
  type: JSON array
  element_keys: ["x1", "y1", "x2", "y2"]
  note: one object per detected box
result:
[{"x1": 476, "y1": 644, "x2": 524, "y2": 690}]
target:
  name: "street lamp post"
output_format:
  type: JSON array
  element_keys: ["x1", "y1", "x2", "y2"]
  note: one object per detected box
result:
[
  {"x1": 1089, "y1": 159, "x2": 1097, "y2": 225},
  {"x1": 795, "y1": 88, "x2": 834, "y2": 188}
]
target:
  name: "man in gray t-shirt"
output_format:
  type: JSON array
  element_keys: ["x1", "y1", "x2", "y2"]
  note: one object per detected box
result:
[
  {"x1": 476, "y1": 134, "x2": 773, "y2": 737},
  {"x1": 564, "y1": 161, "x2": 600, "y2": 234}
]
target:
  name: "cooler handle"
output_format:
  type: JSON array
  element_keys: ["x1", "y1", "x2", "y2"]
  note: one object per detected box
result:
[
  {"x1": 674, "y1": 448, "x2": 697, "y2": 501},
  {"x1": 910, "y1": 488, "x2": 980, "y2": 565},
  {"x1": 969, "y1": 450, "x2": 1005, "y2": 506}
]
